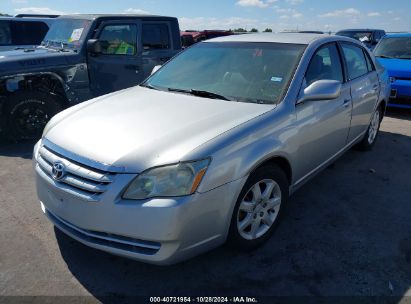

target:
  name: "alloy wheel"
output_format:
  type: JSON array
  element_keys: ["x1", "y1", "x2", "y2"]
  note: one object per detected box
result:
[{"x1": 237, "y1": 179, "x2": 282, "y2": 240}]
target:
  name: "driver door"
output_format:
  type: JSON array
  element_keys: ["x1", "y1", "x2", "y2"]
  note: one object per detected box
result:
[
  {"x1": 88, "y1": 20, "x2": 144, "y2": 97},
  {"x1": 295, "y1": 43, "x2": 352, "y2": 179}
]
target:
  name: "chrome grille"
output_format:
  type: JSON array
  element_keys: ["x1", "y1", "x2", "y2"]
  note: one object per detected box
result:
[{"x1": 36, "y1": 145, "x2": 115, "y2": 202}]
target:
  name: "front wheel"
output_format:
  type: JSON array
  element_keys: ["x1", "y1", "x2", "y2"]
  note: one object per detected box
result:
[
  {"x1": 356, "y1": 107, "x2": 382, "y2": 150},
  {"x1": 228, "y1": 164, "x2": 289, "y2": 249},
  {"x1": 4, "y1": 91, "x2": 63, "y2": 141}
]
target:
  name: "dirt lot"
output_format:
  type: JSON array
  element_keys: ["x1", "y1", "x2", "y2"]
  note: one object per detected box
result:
[{"x1": 0, "y1": 109, "x2": 411, "y2": 301}]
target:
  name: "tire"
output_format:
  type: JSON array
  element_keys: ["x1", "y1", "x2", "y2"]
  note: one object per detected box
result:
[
  {"x1": 356, "y1": 106, "x2": 383, "y2": 151},
  {"x1": 228, "y1": 164, "x2": 289, "y2": 250},
  {"x1": 3, "y1": 91, "x2": 63, "y2": 141}
]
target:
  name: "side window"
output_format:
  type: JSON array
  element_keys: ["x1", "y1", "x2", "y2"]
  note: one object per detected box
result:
[
  {"x1": 341, "y1": 44, "x2": 369, "y2": 80},
  {"x1": 305, "y1": 43, "x2": 343, "y2": 86},
  {"x1": 10, "y1": 21, "x2": 49, "y2": 45},
  {"x1": 142, "y1": 23, "x2": 170, "y2": 50},
  {"x1": 99, "y1": 24, "x2": 137, "y2": 56},
  {"x1": 0, "y1": 21, "x2": 11, "y2": 45}
]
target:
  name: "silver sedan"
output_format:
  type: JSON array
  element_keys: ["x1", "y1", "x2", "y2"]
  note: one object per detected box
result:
[{"x1": 33, "y1": 33, "x2": 389, "y2": 264}]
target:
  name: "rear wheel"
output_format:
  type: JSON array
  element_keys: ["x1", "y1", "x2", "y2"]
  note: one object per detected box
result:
[
  {"x1": 356, "y1": 106, "x2": 382, "y2": 150},
  {"x1": 4, "y1": 91, "x2": 63, "y2": 141},
  {"x1": 228, "y1": 164, "x2": 289, "y2": 249}
]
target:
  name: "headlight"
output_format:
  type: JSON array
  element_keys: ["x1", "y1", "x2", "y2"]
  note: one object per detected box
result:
[{"x1": 123, "y1": 159, "x2": 210, "y2": 200}]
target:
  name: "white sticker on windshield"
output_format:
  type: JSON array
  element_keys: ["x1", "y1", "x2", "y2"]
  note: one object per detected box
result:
[
  {"x1": 69, "y1": 28, "x2": 84, "y2": 42},
  {"x1": 270, "y1": 76, "x2": 283, "y2": 82}
]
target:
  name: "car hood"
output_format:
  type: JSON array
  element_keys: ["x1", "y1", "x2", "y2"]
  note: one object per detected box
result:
[
  {"x1": 376, "y1": 58, "x2": 411, "y2": 78},
  {"x1": 44, "y1": 86, "x2": 274, "y2": 173},
  {"x1": 0, "y1": 47, "x2": 75, "y2": 76}
]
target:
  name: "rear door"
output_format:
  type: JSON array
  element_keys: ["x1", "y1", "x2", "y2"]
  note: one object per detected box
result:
[
  {"x1": 88, "y1": 20, "x2": 144, "y2": 97},
  {"x1": 141, "y1": 21, "x2": 175, "y2": 79},
  {"x1": 340, "y1": 43, "x2": 379, "y2": 142},
  {"x1": 295, "y1": 42, "x2": 352, "y2": 176}
]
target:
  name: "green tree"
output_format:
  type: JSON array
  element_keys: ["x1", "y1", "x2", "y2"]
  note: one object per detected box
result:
[
  {"x1": 263, "y1": 28, "x2": 273, "y2": 32},
  {"x1": 232, "y1": 28, "x2": 247, "y2": 32},
  {"x1": 250, "y1": 28, "x2": 259, "y2": 33},
  {"x1": 0, "y1": 13, "x2": 12, "y2": 16}
]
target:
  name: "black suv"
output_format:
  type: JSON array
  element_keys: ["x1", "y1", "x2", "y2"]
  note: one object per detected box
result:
[
  {"x1": 0, "y1": 14, "x2": 181, "y2": 140},
  {"x1": 336, "y1": 29, "x2": 386, "y2": 50},
  {"x1": 0, "y1": 14, "x2": 57, "y2": 52}
]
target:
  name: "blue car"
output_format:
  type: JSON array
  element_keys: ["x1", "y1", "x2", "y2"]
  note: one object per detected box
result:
[{"x1": 374, "y1": 33, "x2": 411, "y2": 109}]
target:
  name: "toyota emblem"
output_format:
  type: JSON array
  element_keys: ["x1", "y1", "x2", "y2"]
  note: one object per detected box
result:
[{"x1": 51, "y1": 161, "x2": 66, "y2": 181}]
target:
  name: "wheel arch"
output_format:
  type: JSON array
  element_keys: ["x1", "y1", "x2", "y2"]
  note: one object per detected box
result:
[
  {"x1": 249, "y1": 155, "x2": 293, "y2": 185},
  {"x1": 1, "y1": 72, "x2": 71, "y2": 108}
]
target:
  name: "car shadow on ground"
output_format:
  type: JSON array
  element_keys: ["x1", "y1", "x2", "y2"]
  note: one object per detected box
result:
[
  {"x1": 385, "y1": 108, "x2": 411, "y2": 121},
  {"x1": 54, "y1": 130, "x2": 411, "y2": 299}
]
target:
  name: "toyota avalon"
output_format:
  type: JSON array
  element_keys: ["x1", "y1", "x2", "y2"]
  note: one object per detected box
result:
[{"x1": 33, "y1": 33, "x2": 388, "y2": 264}]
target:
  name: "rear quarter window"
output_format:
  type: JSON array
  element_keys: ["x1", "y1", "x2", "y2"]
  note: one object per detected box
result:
[
  {"x1": 341, "y1": 43, "x2": 369, "y2": 80},
  {"x1": 142, "y1": 23, "x2": 170, "y2": 50}
]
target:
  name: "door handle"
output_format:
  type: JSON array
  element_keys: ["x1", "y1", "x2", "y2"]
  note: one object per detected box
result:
[
  {"x1": 343, "y1": 99, "x2": 351, "y2": 108},
  {"x1": 372, "y1": 84, "x2": 379, "y2": 91},
  {"x1": 159, "y1": 57, "x2": 170, "y2": 62}
]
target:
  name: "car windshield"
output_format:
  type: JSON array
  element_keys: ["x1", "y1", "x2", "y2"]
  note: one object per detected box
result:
[
  {"x1": 41, "y1": 18, "x2": 91, "y2": 50},
  {"x1": 374, "y1": 37, "x2": 411, "y2": 59},
  {"x1": 338, "y1": 31, "x2": 373, "y2": 43},
  {"x1": 144, "y1": 42, "x2": 306, "y2": 104}
]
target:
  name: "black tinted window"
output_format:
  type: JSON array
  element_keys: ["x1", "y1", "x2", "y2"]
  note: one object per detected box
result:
[
  {"x1": 142, "y1": 23, "x2": 170, "y2": 49},
  {"x1": 11, "y1": 21, "x2": 49, "y2": 45},
  {"x1": 341, "y1": 44, "x2": 368, "y2": 80},
  {"x1": 0, "y1": 21, "x2": 11, "y2": 45},
  {"x1": 305, "y1": 43, "x2": 343, "y2": 85},
  {"x1": 0, "y1": 20, "x2": 48, "y2": 46},
  {"x1": 99, "y1": 24, "x2": 137, "y2": 56}
]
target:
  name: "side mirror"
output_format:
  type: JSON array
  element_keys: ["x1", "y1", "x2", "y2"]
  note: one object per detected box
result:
[
  {"x1": 151, "y1": 65, "x2": 162, "y2": 75},
  {"x1": 297, "y1": 80, "x2": 341, "y2": 104},
  {"x1": 87, "y1": 39, "x2": 102, "y2": 54}
]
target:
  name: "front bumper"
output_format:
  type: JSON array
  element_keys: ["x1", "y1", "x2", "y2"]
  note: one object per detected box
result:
[
  {"x1": 34, "y1": 151, "x2": 246, "y2": 265},
  {"x1": 388, "y1": 79, "x2": 411, "y2": 109}
]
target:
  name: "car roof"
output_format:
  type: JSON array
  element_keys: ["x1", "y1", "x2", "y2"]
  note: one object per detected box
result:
[
  {"x1": 57, "y1": 14, "x2": 178, "y2": 21},
  {"x1": 205, "y1": 33, "x2": 331, "y2": 45},
  {"x1": 336, "y1": 29, "x2": 384, "y2": 33},
  {"x1": 384, "y1": 33, "x2": 411, "y2": 38},
  {"x1": 0, "y1": 16, "x2": 56, "y2": 22}
]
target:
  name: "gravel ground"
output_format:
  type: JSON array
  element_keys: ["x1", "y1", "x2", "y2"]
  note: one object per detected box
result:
[{"x1": 0, "y1": 109, "x2": 410, "y2": 302}]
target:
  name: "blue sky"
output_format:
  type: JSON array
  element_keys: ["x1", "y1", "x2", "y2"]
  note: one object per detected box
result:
[{"x1": 2, "y1": 0, "x2": 410, "y2": 32}]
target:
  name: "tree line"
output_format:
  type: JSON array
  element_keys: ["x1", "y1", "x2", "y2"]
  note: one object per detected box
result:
[{"x1": 230, "y1": 28, "x2": 273, "y2": 33}]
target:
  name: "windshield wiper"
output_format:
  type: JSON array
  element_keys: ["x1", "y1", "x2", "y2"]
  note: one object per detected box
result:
[
  {"x1": 140, "y1": 83, "x2": 161, "y2": 90},
  {"x1": 167, "y1": 88, "x2": 232, "y2": 101},
  {"x1": 375, "y1": 55, "x2": 394, "y2": 59}
]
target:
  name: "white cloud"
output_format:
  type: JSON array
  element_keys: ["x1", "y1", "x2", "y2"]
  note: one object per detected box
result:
[
  {"x1": 14, "y1": 7, "x2": 65, "y2": 15},
  {"x1": 394, "y1": 17, "x2": 401, "y2": 21},
  {"x1": 123, "y1": 8, "x2": 150, "y2": 14},
  {"x1": 367, "y1": 12, "x2": 381, "y2": 17},
  {"x1": 286, "y1": 0, "x2": 304, "y2": 5},
  {"x1": 236, "y1": 0, "x2": 269, "y2": 8},
  {"x1": 179, "y1": 16, "x2": 259, "y2": 31},
  {"x1": 319, "y1": 8, "x2": 360, "y2": 18}
]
